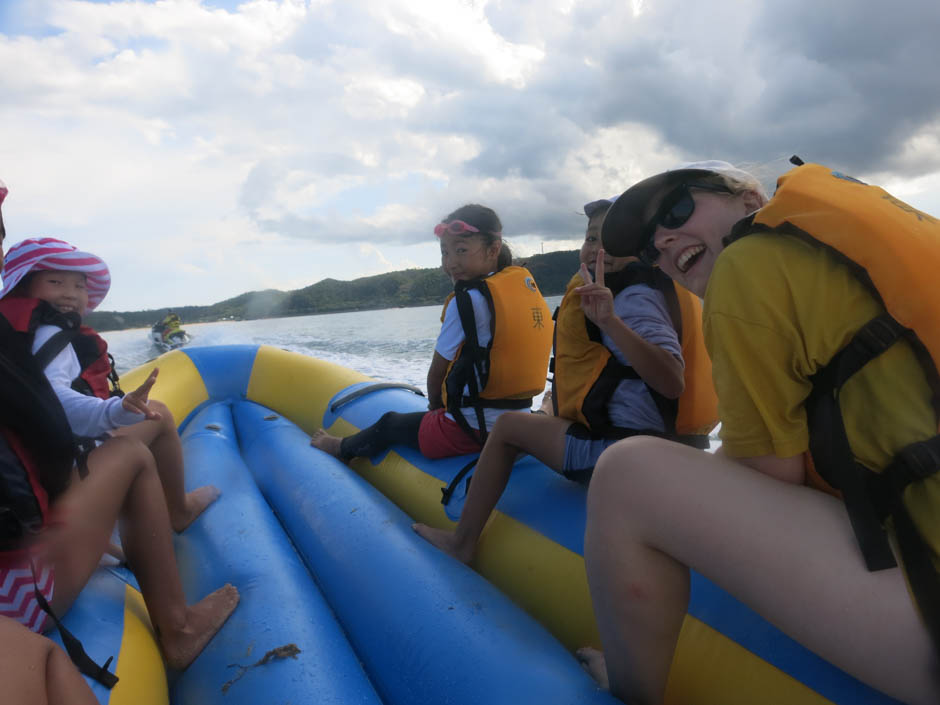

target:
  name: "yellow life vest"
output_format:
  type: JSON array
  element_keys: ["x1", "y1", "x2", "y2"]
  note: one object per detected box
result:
[
  {"x1": 552, "y1": 263, "x2": 717, "y2": 445},
  {"x1": 739, "y1": 159, "x2": 940, "y2": 647},
  {"x1": 440, "y1": 266, "x2": 553, "y2": 438}
]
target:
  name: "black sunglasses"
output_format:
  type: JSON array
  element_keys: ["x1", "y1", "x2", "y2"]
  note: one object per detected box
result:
[{"x1": 638, "y1": 181, "x2": 733, "y2": 264}]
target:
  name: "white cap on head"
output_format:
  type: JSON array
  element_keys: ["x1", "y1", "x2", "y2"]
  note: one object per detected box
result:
[{"x1": 601, "y1": 161, "x2": 757, "y2": 257}]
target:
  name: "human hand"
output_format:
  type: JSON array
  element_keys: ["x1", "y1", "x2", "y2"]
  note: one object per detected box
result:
[
  {"x1": 575, "y1": 248, "x2": 615, "y2": 328},
  {"x1": 122, "y1": 368, "x2": 162, "y2": 420}
]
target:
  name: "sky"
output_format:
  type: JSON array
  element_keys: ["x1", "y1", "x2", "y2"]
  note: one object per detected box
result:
[{"x1": 2, "y1": 0, "x2": 940, "y2": 311}]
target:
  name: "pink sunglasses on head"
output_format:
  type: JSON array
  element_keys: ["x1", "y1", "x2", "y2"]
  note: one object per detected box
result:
[{"x1": 434, "y1": 220, "x2": 481, "y2": 237}]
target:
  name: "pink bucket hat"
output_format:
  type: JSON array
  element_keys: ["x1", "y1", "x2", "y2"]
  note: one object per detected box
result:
[{"x1": 0, "y1": 237, "x2": 111, "y2": 310}]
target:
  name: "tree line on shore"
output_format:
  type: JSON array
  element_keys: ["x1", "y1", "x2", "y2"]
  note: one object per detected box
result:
[{"x1": 86, "y1": 249, "x2": 580, "y2": 332}]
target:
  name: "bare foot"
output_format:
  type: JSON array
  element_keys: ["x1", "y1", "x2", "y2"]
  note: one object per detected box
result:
[
  {"x1": 310, "y1": 429, "x2": 344, "y2": 459},
  {"x1": 171, "y1": 485, "x2": 221, "y2": 533},
  {"x1": 576, "y1": 647, "x2": 609, "y2": 690},
  {"x1": 537, "y1": 389, "x2": 554, "y2": 415},
  {"x1": 412, "y1": 523, "x2": 475, "y2": 565},
  {"x1": 161, "y1": 584, "x2": 240, "y2": 670}
]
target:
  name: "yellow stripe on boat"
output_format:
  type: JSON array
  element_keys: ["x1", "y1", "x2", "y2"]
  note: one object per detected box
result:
[
  {"x1": 111, "y1": 585, "x2": 168, "y2": 705},
  {"x1": 120, "y1": 349, "x2": 208, "y2": 422},
  {"x1": 246, "y1": 346, "x2": 369, "y2": 431}
]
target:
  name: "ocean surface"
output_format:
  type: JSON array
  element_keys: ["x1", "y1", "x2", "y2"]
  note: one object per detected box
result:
[
  {"x1": 106, "y1": 293, "x2": 720, "y2": 448},
  {"x1": 105, "y1": 296, "x2": 565, "y2": 402}
]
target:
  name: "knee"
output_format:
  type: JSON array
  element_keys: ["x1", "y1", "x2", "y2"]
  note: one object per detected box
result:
[
  {"x1": 488, "y1": 411, "x2": 517, "y2": 440},
  {"x1": 489, "y1": 411, "x2": 530, "y2": 441},
  {"x1": 102, "y1": 437, "x2": 155, "y2": 475},
  {"x1": 588, "y1": 436, "x2": 677, "y2": 518},
  {"x1": 148, "y1": 400, "x2": 176, "y2": 430}
]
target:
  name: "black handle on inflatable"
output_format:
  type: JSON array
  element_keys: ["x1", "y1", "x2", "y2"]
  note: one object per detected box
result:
[{"x1": 329, "y1": 383, "x2": 426, "y2": 414}]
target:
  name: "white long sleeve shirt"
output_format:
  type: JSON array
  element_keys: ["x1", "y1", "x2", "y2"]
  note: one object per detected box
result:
[{"x1": 32, "y1": 324, "x2": 143, "y2": 437}]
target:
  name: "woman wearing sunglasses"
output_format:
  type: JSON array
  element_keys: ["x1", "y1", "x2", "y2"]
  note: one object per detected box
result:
[
  {"x1": 312, "y1": 204, "x2": 553, "y2": 463},
  {"x1": 580, "y1": 161, "x2": 939, "y2": 705}
]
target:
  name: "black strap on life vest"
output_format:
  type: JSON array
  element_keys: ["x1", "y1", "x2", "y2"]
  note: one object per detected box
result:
[
  {"x1": 445, "y1": 280, "x2": 532, "y2": 445},
  {"x1": 550, "y1": 305, "x2": 560, "y2": 416},
  {"x1": 34, "y1": 325, "x2": 124, "y2": 399},
  {"x1": 807, "y1": 313, "x2": 905, "y2": 571},
  {"x1": 30, "y1": 560, "x2": 119, "y2": 689},
  {"x1": 440, "y1": 456, "x2": 479, "y2": 506},
  {"x1": 451, "y1": 280, "x2": 490, "y2": 443},
  {"x1": 0, "y1": 315, "x2": 77, "y2": 503},
  {"x1": 0, "y1": 432, "x2": 42, "y2": 549},
  {"x1": 34, "y1": 327, "x2": 81, "y2": 371},
  {"x1": 807, "y1": 313, "x2": 940, "y2": 652},
  {"x1": 29, "y1": 323, "x2": 115, "y2": 476}
]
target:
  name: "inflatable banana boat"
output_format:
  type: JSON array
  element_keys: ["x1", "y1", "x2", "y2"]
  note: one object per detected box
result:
[{"x1": 59, "y1": 345, "x2": 904, "y2": 705}]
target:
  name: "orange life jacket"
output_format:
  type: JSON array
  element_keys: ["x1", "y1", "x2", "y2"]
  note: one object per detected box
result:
[
  {"x1": 441, "y1": 266, "x2": 553, "y2": 439},
  {"x1": 552, "y1": 263, "x2": 717, "y2": 446}
]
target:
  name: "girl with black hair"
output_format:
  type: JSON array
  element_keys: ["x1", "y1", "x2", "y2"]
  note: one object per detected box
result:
[{"x1": 312, "y1": 204, "x2": 553, "y2": 462}]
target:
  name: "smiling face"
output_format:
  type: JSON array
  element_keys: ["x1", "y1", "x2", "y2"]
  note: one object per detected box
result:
[
  {"x1": 648, "y1": 186, "x2": 756, "y2": 297},
  {"x1": 439, "y1": 231, "x2": 501, "y2": 283},
  {"x1": 26, "y1": 270, "x2": 89, "y2": 315},
  {"x1": 581, "y1": 211, "x2": 636, "y2": 274}
]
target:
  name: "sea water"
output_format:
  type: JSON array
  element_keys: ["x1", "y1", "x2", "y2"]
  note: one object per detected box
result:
[
  {"x1": 105, "y1": 297, "x2": 719, "y2": 447},
  {"x1": 105, "y1": 296, "x2": 564, "y2": 400}
]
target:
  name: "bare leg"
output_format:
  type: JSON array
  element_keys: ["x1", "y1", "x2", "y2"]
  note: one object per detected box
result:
[
  {"x1": 0, "y1": 616, "x2": 98, "y2": 705},
  {"x1": 413, "y1": 412, "x2": 571, "y2": 563},
  {"x1": 39, "y1": 437, "x2": 239, "y2": 671},
  {"x1": 113, "y1": 400, "x2": 219, "y2": 532},
  {"x1": 584, "y1": 436, "x2": 939, "y2": 705}
]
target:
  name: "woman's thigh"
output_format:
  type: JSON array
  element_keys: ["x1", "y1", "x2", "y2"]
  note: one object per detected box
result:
[{"x1": 590, "y1": 436, "x2": 936, "y2": 697}]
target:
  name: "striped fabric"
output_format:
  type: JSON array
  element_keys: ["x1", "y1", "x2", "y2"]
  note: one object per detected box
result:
[
  {"x1": 0, "y1": 559, "x2": 53, "y2": 633},
  {"x1": 0, "y1": 237, "x2": 111, "y2": 310}
]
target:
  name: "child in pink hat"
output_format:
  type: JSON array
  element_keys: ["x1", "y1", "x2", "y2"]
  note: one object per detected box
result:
[
  {"x1": 0, "y1": 237, "x2": 220, "y2": 534},
  {"x1": 0, "y1": 190, "x2": 237, "y2": 680}
]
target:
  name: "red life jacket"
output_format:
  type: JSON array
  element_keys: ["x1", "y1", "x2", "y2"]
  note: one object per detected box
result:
[{"x1": 0, "y1": 297, "x2": 121, "y2": 400}]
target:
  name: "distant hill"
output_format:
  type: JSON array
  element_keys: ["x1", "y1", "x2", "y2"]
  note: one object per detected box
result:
[{"x1": 85, "y1": 249, "x2": 581, "y2": 332}]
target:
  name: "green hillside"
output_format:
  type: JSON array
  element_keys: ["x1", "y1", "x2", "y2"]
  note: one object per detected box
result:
[{"x1": 86, "y1": 249, "x2": 580, "y2": 332}]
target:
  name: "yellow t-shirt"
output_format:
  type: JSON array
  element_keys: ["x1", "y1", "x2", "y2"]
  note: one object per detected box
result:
[{"x1": 704, "y1": 233, "x2": 939, "y2": 562}]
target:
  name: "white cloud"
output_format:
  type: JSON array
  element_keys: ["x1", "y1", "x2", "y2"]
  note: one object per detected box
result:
[{"x1": 1, "y1": 0, "x2": 939, "y2": 312}]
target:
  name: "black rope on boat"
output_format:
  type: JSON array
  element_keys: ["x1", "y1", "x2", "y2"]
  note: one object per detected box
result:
[{"x1": 330, "y1": 383, "x2": 425, "y2": 414}]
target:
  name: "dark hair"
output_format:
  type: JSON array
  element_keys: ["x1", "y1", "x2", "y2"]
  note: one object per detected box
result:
[
  {"x1": 11, "y1": 270, "x2": 35, "y2": 296},
  {"x1": 442, "y1": 203, "x2": 513, "y2": 271}
]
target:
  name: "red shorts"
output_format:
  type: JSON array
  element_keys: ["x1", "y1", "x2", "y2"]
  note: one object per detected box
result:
[
  {"x1": 418, "y1": 408, "x2": 484, "y2": 459},
  {"x1": 0, "y1": 552, "x2": 54, "y2": 633}
]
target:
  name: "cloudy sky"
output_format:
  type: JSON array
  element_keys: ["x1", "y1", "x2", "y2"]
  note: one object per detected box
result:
[{"x1": 2, "y1": 0, "x2": 939, "y2": 311}]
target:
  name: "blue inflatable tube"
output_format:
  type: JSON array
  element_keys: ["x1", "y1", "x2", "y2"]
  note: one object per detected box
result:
[
  {"x1": 233, "y1": 399, "x2": 617, "y2": 705},
  {"x1": 167, "y1": 402, "x2": 383, "y2": 705}
]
